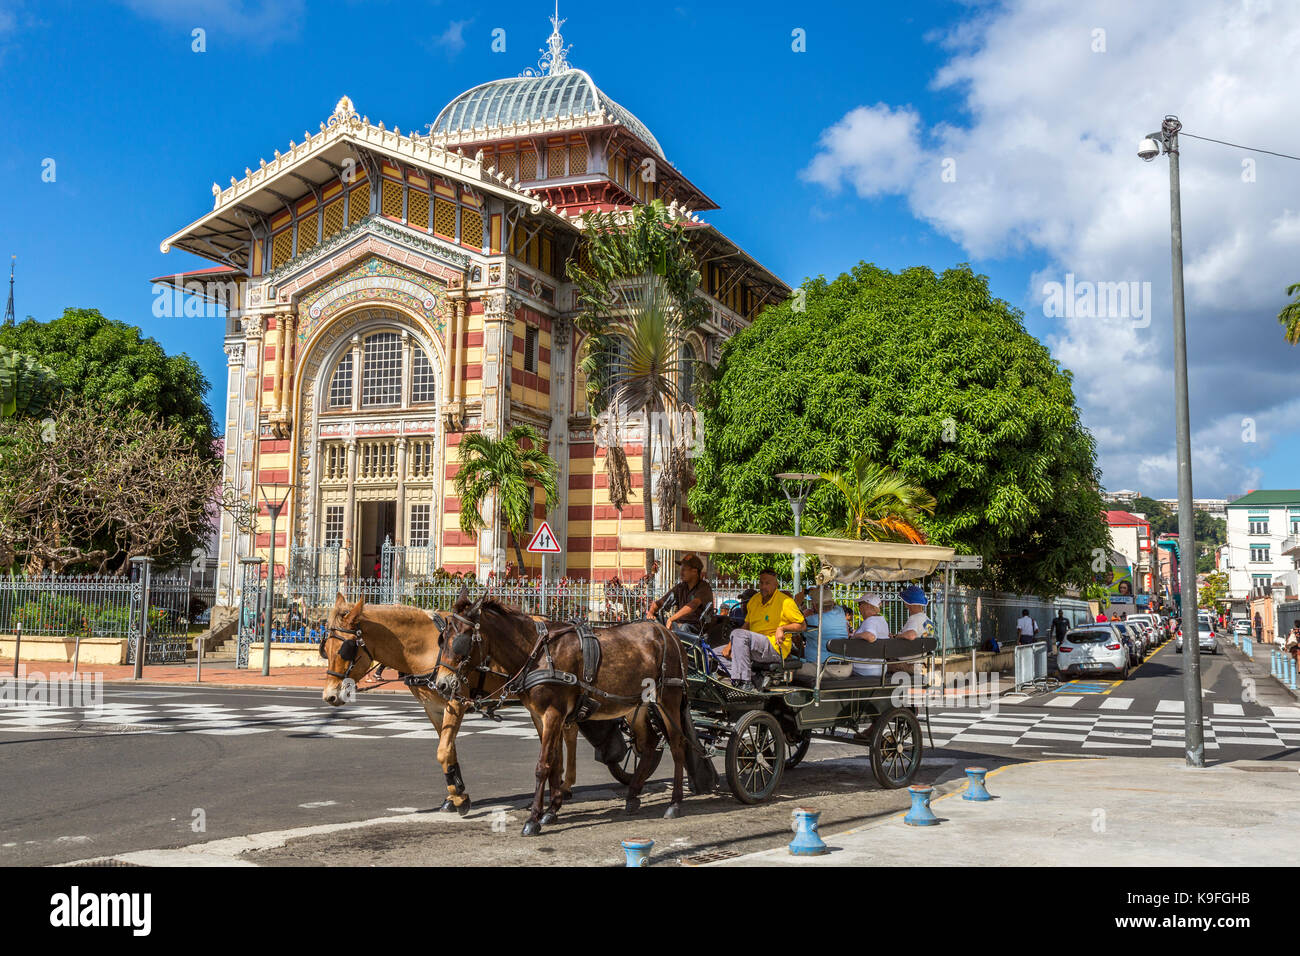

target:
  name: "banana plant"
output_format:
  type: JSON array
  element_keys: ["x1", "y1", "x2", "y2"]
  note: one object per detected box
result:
[{"x1": 0, "y1": 346, "x2": 61, "y2": 419}]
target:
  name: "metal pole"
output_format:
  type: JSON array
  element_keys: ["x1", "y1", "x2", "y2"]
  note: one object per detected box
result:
[
  {"x1": 264, "y1": 510, "x2": 277, "y2": 677},
  {"x1": 12, "y1": 620, "x2": 20, "y2": 679},
  {"x1": 791, "y1": 500, "x2": 803, "y2": 594},
  {"x1": 1163, "y1": 116, "x2": 1205, "y2": 767},
  {"x1": 133, "y1": 557, "x2": 152, "y2": 680},
  {"x1": 541, "y1": 553, "x2": 547, "y2": 618}
]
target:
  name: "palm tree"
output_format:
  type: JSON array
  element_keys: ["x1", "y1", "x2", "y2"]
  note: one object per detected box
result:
[
  {"x1": 1279, "y1": 282, "x2": 1300, "y2": 344},
  {"x1": 577, "y1": 282, "x2": 697, "y2": 559},
  {"x1": 452, "y1": 424, "x2": 559, "y2": 573},
  {"x1": 568, "y1": 200, "x2": 706, "y2": 572},
  {"x1": 820, "y1": 455, "x2": 937, "y2": 543}
]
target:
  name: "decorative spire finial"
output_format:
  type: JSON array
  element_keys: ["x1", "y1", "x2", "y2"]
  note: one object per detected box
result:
[{"x1": 520, "y1": 3, "x2": 572, "y2": 77}]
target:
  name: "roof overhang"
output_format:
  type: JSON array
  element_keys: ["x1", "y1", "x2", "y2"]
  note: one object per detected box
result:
[{"x1": 160, "y1": 96, "x2": 578, "y2": 271}]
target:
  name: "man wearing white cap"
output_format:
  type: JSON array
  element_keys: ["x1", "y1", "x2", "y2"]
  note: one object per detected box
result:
[{"x1": 851, "y1": 593, "x2": 890, "y2": 678}]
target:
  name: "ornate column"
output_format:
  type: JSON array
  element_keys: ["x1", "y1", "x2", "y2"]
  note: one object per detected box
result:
[
  {"x1": 218, "y1": 341, "x2": 247, "y2": 606},
  {"x1": 344, "y1": 437, "x2": 358, "y2": 555},
  {"x1": 549, "y1": 316, "x2": 572, "y2": 577},
  {"x1": 395, "y1": 436, "x2": 408, "y2": 546},
  {"x1": 478, "y1": 290, "x2": 515, "y2": 576}
]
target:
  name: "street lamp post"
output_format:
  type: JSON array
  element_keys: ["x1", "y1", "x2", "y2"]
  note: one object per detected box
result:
[
  {"x1": 1139, "y1": 115, "x2": 1204, "y2": 767},
  {"x1": 776, "y1": 473, "x2": 819, "y2": 594},
  {"x1": 257, "y1": 482, "x2": 294, "y2": 678}
]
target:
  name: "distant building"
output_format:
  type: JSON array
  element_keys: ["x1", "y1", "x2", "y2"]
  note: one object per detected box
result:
[
  {"x1": 1223, "y1": 490, "x2": 1300, "y2": 605},
  {"x1": 1105, "y1": 510, "x2": 1153, "y2": 596},
  {"x1": 1155, "y1": 496, "x2": 1229, "y2": 519}
]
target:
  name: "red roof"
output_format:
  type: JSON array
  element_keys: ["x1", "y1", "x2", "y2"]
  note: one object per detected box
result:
[
  {"x1": 1104, "y1": 510, "x2": 1150, "y2": 526},
  {"x1": 149, "y1": 265, "x2": 240, "y2": 284}
]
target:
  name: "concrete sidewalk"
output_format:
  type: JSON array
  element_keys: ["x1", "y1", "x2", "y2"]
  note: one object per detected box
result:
[
  {"x1": 713, "y1": 755, "x2": 1300, "y2": 866},
  {"x1": 1220, "y1": 638, "x2": 1298, "y2": 709},
  {"x1": 0, "y1": 658, "x2": 410, "y2": 694}
]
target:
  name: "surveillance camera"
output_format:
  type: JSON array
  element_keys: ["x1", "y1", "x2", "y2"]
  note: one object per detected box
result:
[{"x1": 1137, "y1": 137, "x2": 1161, "y2": 162}]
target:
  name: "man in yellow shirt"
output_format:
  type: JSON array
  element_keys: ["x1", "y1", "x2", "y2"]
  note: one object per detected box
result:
[{"x1": 723, "y1": 568, "x2": 806, "y2": 691}]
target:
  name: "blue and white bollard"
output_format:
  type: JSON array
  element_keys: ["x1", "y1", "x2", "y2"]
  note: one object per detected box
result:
[
  {"x1": 962, "y1": 767, "x2": 993, "y2": 802},
  {"x1": 621, "y1": 838, "x2": 654, "y2": 867},
  {"x1": 789, "y1": 807, "x2": 828, "y2": 856},
  {"x1": 1272, "y1": 649, "x2": 1280, "y2": 677},
  {"x1": 903, "y1": 785, "x2": 940, "y2": 826}
]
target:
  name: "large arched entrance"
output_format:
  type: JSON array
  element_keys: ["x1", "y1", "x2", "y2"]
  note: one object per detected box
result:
[{"x1": 296, "y1": 305, "x2": 446, "y2": 579}]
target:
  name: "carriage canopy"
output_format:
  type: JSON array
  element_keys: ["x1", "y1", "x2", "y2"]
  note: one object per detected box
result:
[{"x1": 617, "y1": 531, "x2": 955, "y2": 584}]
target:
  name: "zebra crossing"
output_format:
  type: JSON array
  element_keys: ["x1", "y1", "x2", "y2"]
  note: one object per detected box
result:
[
  {"x1": 0, "y1": 699, "x2": 539, "y2": 741},
  {"x1": 925, "y1": 703, "x2": 1300, "y2": 753}
]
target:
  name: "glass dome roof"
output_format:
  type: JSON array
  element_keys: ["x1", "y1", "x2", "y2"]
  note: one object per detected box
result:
[{"x1": 431, "y1": 69, "x2": 663, "y2": 159}]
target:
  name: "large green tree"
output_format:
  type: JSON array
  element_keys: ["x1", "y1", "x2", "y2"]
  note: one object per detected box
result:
[
  {"x1": 0, "y1": 308, "x2": 216, "y2": 452},
  {"x1": 690, "y1": 262, "x2": 1108, "y2": 596}
]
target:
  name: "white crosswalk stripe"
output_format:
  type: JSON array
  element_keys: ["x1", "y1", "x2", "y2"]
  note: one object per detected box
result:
[
  {"x1": 925, "y1": 708, "x2": 1293, "y2": 754},
  {"x1": 0, "y1": 699, "x2": 535, "y2": 740}
]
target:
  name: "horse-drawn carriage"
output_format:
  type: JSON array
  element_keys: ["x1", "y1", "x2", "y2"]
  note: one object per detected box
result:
[
  {"x1": 320, "y1": 529, "x2": 956, "y2": 835},
  {"x1": 615, "y1": 531, "x2": 956, "y2": 805}
]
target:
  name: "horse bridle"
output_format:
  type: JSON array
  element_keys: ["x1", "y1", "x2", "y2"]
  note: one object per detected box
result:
[{"x1": 318, "y1": 625, "x2": 369, "y2": 682}]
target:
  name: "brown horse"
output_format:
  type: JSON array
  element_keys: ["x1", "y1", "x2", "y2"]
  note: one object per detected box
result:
[
  {"x1": 434, "y1": 594, "x2": 716, "y2": 836},
  {"x1": 319, "y1": 594, "x2": 580, "y2": 813}
]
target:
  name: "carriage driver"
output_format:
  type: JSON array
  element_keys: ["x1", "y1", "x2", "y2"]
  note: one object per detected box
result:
[
  {"x1": 648, "y1": 553, "x2": 715, "y2": 631},
  {"x1": 720, "y1": 568, "x2": 806, "y2": 691}
]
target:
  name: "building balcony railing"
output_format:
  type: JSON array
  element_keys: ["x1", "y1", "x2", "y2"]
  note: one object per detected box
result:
[{"x1": 1281, "y1": 535, "x2": 1300, "y2": 557}]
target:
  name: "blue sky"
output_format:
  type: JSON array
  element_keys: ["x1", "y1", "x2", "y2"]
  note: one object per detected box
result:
[{"x1": 2, "y1": 0, "x2": 1297, "y2": 499}]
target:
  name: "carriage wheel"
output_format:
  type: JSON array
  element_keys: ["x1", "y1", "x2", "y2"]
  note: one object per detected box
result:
[
  {"x1": 869, "y1": 707, "x2": 922, "y2": 790},
  {"x1": 607, "y1": 721, "x2": 665, "y2": 786},
  {"x1": 725, "y1": 710, "x2": 786, "y2": 805},
  {"x1": 785, "y1": 730, "x2": 812, "y2": 770}
]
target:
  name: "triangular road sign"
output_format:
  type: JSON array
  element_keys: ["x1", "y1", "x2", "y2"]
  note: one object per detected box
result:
[{"x1": 526, "y1": 520, "x2": 562, "y2": 553}]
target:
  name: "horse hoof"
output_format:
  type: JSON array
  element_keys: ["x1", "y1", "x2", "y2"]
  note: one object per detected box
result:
[
  {"x1": 456, "y1": 799, "x2": 472, "y2": 816},
  {"x1": 625, "y1": 798, "x2": 641, "y2": 814},
  {"x1": 663, "y1": 803, "x2": 683, "y2": 820},
  {"x1": 438, "y1": 798, "x2": 456, "y2": 813},
  {"x1": 540, "y1": 811, "x2": 558, "y2": 826},
  {"x1": 560, "y1": 789, "x2": 573, "y2": 801},
  {"x1": 521, "y1": 819, "x2": 542, "y2": 837}
]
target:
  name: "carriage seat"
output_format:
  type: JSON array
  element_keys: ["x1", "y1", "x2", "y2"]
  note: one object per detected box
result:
[{"x1": 826, "y1": 636, "x2": 937, "y2": 661}]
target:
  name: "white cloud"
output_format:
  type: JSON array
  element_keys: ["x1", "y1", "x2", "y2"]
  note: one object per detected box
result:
[
  {"x1": 803, "y1": 0, "x2": 1300, "y2": 498},
  {"x1": 433, "y1": 18, "x2": 472, "y2": 56}
]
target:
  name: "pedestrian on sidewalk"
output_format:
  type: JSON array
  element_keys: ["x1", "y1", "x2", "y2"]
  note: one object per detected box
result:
[
  {"x1": 1016, "y1": 609, "x2": 1039, "y2": 645},
  {"x1": 1255, "y1": 611, "x2": 1264, "y2": 643},
  {"x1": 1051, "y1": 610, "x2": 1070, "y2": 652}
]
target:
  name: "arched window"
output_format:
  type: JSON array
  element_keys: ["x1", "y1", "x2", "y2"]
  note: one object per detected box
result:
[
  {"x1": 679, "y1": 342, "x2": 697, "y2": 404},
  {"x1": 361, "y1": 332, "x2": 402, "y2": 407},
  {"x1": 328, "y1": 352, "x2": 353, "y2": 408},
  {"x1": 411, "y1": 347, "x2": 437, "y2": 404}
]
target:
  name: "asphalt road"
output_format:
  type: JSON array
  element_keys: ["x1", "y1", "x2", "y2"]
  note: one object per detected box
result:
[{"x1": 1, "y1": 633, "x2": 1294, "y2": 866}]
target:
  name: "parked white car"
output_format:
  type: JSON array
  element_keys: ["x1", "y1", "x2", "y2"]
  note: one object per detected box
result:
[{"x1": 1057, "y1": 625, "x2": 1129, "y2": 680}]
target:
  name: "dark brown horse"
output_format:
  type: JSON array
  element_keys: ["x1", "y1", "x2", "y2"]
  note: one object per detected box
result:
[
  {"x1": 319, "y1": 594, "x2": 580, "y2": 813},
  {"x1": 434, "y1": 594, "x2": 716, "y2": 836}
]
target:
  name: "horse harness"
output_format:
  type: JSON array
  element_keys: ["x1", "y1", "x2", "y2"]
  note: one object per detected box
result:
[{"x1": 455, "y1": 616, "x2": 685, "y2": 725}]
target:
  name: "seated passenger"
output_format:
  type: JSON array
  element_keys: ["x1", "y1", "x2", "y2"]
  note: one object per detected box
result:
[
  {"x1": 795, "y1": 587, "x2": 849, "y2": 661},
  {"x1": 890, "y1": 584, "x2": 935, "y2": 675},
  {"x1": 719, "y1": 568, "x2": 806, "y2": 691},
  {"x1": 851, "y1": 593, "x2": 890, "y2": 678},
  {"x1": 648, "y1": 553, "x2": 714, "y2": 632}
]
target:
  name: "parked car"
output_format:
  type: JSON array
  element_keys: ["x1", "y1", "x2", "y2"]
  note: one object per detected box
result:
[
  {"x1": 1127, "y1": 614, "x2": 1162, "y2": 646},
  {"x1": 1057, "y1": 626, "x2": 1129, "y2": 679},
  {"x1": 1111, "y1": 621, "x2": 1145, "y2": 665},
  {"x1": 1176, "y1": 621, "x2": 1219, "y2": 654},
  {"x1": 1233, "y1": 621, "x2": 1251, "y2": 638}
]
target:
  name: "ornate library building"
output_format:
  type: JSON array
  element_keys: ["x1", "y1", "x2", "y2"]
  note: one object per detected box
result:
[{"x1": 157, "y1": 15, "x2": 787, "y2": 607}]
